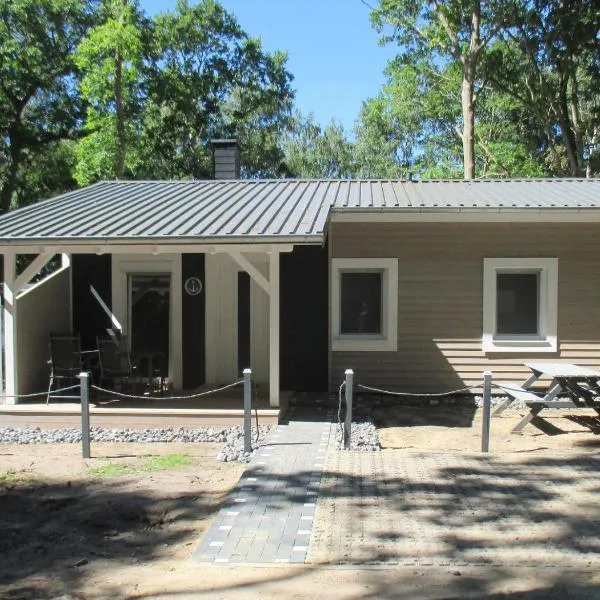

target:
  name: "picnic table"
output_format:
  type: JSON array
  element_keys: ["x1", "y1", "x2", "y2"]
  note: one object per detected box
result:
[{"x1": 494, "y1": 362, "x2": 600, "y2": 433}]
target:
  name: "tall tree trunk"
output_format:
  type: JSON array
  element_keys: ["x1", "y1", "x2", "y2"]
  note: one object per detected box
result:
[
  {"x1": 114, "y1": 47, "x2": 125, "y2": 179},
  {"x1": 461, "y1": 4, "x2": 481, "y2": 180},
  {"x1": 557, "y1": 82, "x2": 580, "y2": 176},
  {"x1": 0, "y1": 118, "x2": 23, "y2": 214},
  {"x1": 461, "y1": 62, "x2": 476, "y2": 180},
  {"x1": 114, "y1": 0, "x2": 127, "y2": 179}
]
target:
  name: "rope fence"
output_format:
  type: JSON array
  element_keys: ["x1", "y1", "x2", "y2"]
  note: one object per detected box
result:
[
  {"x1": 340, "y1": 369, "x2": 495, "y2": 453},
  {"x1": 1, "y1": 385, "x2": 80, "y2": 400},
  {"x1": 3, "y1": 371, "x2": 257, "y2": 459},
  {"x1": 357, "y1": 382, "x2": 484, "y2": 397},
  {"x1": 90, "y1": 379, "x2": 243, "y2": 401}
]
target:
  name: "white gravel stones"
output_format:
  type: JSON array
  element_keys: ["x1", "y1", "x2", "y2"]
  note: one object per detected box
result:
[
  {"x1": 474, "y1": 394, "x2": 526, "y2": 409},
  {"x1": 335, "y1": 420, "x2": 381, "y2": 452},
  {"x1": 0, "y1": 425, "x2": 271, "y2": 463}
]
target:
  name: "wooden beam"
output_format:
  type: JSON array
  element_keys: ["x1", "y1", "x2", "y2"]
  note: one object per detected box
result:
[
  {"x1": 226, "y1": 250, "x2": 270, "y2": 295},
  {"x1": 14, "y1": 252, "x2": 54, "y2": 293}
]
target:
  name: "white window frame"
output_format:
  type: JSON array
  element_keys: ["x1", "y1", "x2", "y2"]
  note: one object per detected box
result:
[
  {"x1": 483, "y1": 258, "x2": 558, "y2": 353},
  {"x1": 112, "y1": 254, "x2": 182, "y2": 388},
  {"x1": 331, "y1": 258, "x2": 398, "y2": 352}
]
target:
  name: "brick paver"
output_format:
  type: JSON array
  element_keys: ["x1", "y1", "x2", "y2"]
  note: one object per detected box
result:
[
  {"x1": 194, "y1": 404, "x2": 600, "y2": 568},
  {"x1": 192, "y1": 404, "x2": 335, "y2": 564},
  {"x1": 309, "y1": 450, "x2": 600, "y2": 567}
]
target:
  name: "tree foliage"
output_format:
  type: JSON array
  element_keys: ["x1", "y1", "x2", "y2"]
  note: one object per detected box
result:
[
  {"x1": 138, "y1": 0, "x2": 294, "y2": 180},
  {"x1": 367, "y1": 0, "x2": 600, "y2": 179},
  {"x1": 371, "y1": 0, "x2": 506, "y2": 179},
  {"x1": 0, "y1": 0, "x2": 98, "y2": 210},
  {"x1": 0, "y1": 0, "x2": 295, "y2": 211},
  {"x1": 487, "y1": 0, "x2": 600, "y2": 176},
  {"x1": 74, "y1": 0, "x2": 146, "y2": 184},
  {"x1": 282, "y1": 114, "x2": 356, "y2": 178}
]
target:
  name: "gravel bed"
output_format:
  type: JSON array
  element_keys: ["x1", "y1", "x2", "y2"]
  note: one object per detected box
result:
[
  {"x1": 0, "y1": 425, "x2": 272, "y2": 463},
  {"x1": 334, "y1": 395, "x2": 381, "y2": 451},
  {"x1": 474, "y1": 394, "x2": 527, "y2": 409},
  {"x1": 334, "y1": 420, "x2": 380, "y2": 451}
]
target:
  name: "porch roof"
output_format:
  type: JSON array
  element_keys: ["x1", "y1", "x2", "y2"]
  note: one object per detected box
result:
[
  {"x1": 0, "y1": 180, "x2": 334, "y2": 246},
  {"x1": 0, "y1": 178, "x2": 599, "y2": 246}
]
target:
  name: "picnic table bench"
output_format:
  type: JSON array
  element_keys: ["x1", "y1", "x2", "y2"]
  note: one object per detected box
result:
[{"x1": 493, "y1": 362, "x2": 600, "y2": 433}]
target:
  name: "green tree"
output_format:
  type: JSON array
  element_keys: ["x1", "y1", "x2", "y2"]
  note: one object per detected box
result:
[
  {"x1": 74, "y1": 0, "x2": 146, "y2": 184},
  {"x1": 0, "y1": 0, "x2": 97, "y2": 212},
  {"x1": 282, "y1": 114, "x2": 356, "y2": 178},
  {"x1": 137, "y1": 0, "x2": 294, "y2": 180},
  {"x1": 371, "y1": 0, "x2": 505, "y2": 180},
  {"x1": 487, "y1": 0, "x2": 600, "y2": 176}
]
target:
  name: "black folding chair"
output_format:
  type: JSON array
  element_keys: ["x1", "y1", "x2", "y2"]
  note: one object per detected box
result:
[
  {"x1": 97, "y1": 335, "x2": 136, "y2": 393},
  {"x1": 47, "y1": 333, "x2": 82, "y2": 404}
]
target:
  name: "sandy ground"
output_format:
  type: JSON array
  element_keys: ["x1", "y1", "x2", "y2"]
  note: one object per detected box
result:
[{"x1": 1, "y1": 406, "x2": 600, "y2": 599}]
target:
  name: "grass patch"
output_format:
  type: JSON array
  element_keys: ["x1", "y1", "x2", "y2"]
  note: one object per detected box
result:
[
  {"x1": 87, "y1": 453, "x2": 194, "y2": 478},
  {"x1": 0, "y1": 469, "x2": 38, "y2": 484}
]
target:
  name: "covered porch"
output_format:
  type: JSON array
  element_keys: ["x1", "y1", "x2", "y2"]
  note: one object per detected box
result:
[{"x1": 0, "y1": 179, "x2": 331, "y2": 420}]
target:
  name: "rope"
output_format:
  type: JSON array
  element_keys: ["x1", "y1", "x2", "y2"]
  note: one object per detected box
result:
[
  {"x1": 356, "y1": 382, "x2": 484, "y2": 397},
  {"x1": 91, "y1": 379, "x2": 243, "y2": 401},
  {"x1": 1, "y1": 385, "x2": 80, "y2": 399}
]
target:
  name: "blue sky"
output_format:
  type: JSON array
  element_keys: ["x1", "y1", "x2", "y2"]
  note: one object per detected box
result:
[{"x1": 139, "y1": 0, "x2": 396, "y2": 133}]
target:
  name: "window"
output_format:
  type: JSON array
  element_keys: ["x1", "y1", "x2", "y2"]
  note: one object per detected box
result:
[
  {"x1": 331, "y1": 258, "x2": 398, "y2": 351},
  {"x1": 483, "y1": 258, "x2": 558, "y2": 352}
]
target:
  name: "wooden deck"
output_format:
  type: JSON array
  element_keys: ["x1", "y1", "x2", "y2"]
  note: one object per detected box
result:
[{"x1": 0, "y1": 386, "x2": 289, "y2": 429}]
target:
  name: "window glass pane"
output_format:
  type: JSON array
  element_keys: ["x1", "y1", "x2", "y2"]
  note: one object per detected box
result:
[
  {"x1": 496, "y1": 272, "x2": 539, "y2": 335},
  {"x1": 340, "y1": 272, "x2": 382, "y2": 334},
  {"x1": 129, "y1": 274, "x2": 170, "y2": 376}
]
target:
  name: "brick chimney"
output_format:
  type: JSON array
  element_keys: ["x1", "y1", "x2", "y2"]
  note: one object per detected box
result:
[{"x1": 211, "y1": 139, "x2": 240, "y2": 179}]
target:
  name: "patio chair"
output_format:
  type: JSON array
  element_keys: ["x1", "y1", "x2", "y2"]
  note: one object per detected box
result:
[
  {"x1": 47, "y1": 333, "x2": 83, "y2": 404},
  {"x1": 97, "y1": 335, "x2": 136, "y2": 393}
]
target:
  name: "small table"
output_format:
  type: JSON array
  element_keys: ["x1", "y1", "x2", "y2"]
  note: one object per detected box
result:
[{"x1": 495, "y1": 362, "x2": 600, "y2": 433}]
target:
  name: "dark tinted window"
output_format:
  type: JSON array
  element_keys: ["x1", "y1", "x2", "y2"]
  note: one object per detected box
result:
[
  {"x1": 340, "y1": 272, "x2": 382, "y2": 334},
  {"x1": 496, "y1": 272, "x2": 539, "y2": 335}
]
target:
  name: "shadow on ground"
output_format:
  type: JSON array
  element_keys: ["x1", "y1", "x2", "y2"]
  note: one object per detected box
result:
[
  {"x1": 369, "y1": 395, "x2": 477, "y2": 428},
  {"x1": 0, "y1": 476, "x2": 226, "y2": 599}
]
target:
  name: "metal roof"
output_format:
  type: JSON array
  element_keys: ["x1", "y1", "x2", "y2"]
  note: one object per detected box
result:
[
  {"x1": 330, "y1": 178, "x2": 600, "y2": 209},
  {"x1": 0, "y1": 180, "x2": 333, "y2": 244},
  {"x1": 0, "y1": 178, "x2": 599, "y2": 245}
]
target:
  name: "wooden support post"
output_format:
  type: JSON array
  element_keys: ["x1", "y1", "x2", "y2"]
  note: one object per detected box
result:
[
  {"x1": 269, "y1": 250, "x2": 280, "y2": 408},
  {"x1": 3, "y1": 253, "x2": 17, "y2": 403}
]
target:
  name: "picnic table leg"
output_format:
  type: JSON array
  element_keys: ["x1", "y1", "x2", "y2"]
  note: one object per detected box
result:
[
  {"x1": 493, "y1": 370, "x2": 542, "y2": 417},
  {"x1": 492, "y1": 397, "x2": 512, "y2": 417},
  {"x1": 544, "y1": 381, "x2": 562, "y2": 402},
  {"x1": 511, "y1": 405, "x2": 544, "y2": 433}
]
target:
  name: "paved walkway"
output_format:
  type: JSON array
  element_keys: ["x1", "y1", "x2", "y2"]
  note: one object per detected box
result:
[
  {"x1": 193, "y1": 403, "x2": 600, "y2": 568},
  {"x1": 310, "y1": 451, "x2": 600, "y2": 567},
  {"x1": 192, "y1": 402, "x2": 335, "y2": 564}
]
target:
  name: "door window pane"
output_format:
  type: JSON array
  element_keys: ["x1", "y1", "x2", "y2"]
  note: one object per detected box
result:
[
  {"x1": 496, "y1": 272, "x2": 539, "y2": 335},
  {"x1": 129, "y1": 274, "x2": 170, "y2": 376},
  {"x1": 340, "y1": 272, "x2": 382, "y2": 334}
]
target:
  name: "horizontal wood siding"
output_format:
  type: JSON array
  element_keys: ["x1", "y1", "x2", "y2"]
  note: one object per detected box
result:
[{"x1": 330, "y1": 222, "x2": 600, "y2": 393}]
